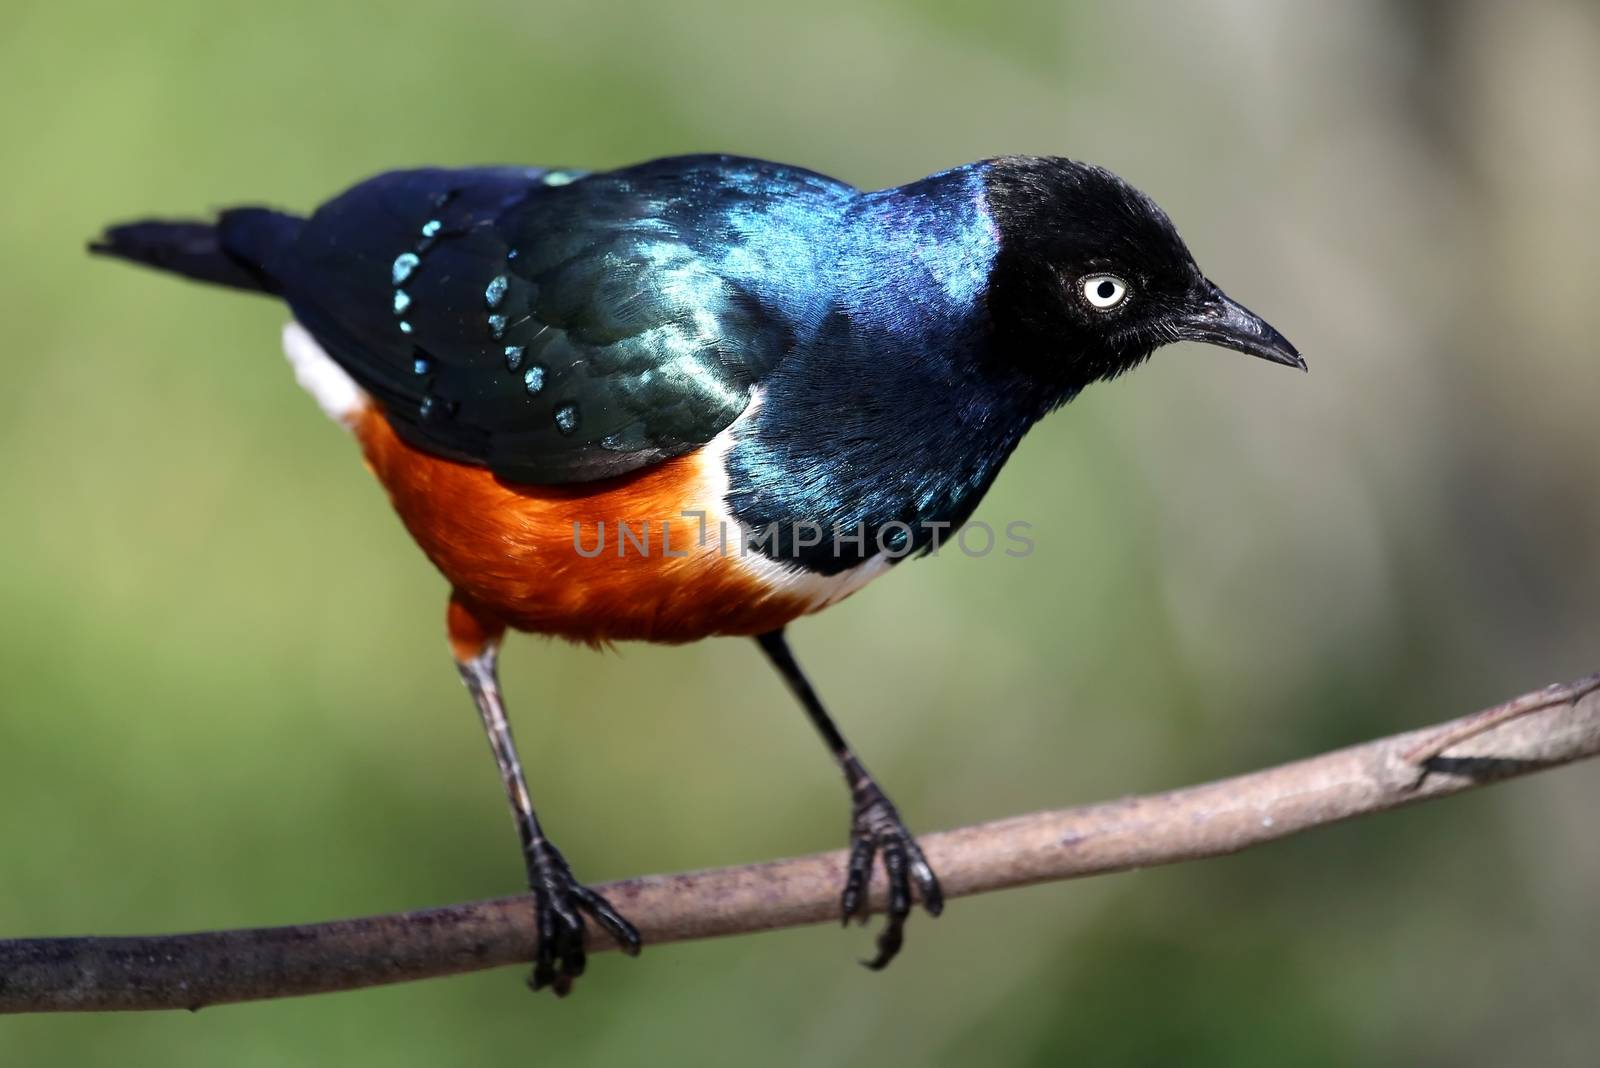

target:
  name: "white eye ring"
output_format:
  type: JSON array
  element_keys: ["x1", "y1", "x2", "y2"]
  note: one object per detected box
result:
[{"x1": 1082, "y1": 274, "x2": 1129, "y2": 310}]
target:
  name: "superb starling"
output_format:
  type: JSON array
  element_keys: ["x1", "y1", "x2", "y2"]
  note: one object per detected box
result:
[{"x1": 90, "y1": 154, "x2": 1303, "y2": 995}]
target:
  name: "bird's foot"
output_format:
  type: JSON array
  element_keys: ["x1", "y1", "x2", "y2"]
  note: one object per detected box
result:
[
  {"x1": 524, "y1": 841, "x2": 640, "y2": 997},
  {"x1": 841, "y1": 769, "x2": 943, "y2": 970}
]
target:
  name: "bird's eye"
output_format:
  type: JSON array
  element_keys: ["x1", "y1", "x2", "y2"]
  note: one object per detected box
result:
[{"x1": 1081, "y1": 274, "x2": 1129, "y2": 310}]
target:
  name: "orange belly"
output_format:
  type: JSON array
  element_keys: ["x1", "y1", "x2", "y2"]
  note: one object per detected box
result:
[{"x1": 354, "y1": 406, "x2": 815, "y2": 644}]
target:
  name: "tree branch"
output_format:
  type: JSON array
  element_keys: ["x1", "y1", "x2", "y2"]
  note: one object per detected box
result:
[{"x1": 3, "y1": 672, "x2": 1597, "y2": 1014}]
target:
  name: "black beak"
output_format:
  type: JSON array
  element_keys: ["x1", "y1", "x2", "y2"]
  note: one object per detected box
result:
[{"x1": 1176, "y1": 282, "x2": 1306, "y2": 371}]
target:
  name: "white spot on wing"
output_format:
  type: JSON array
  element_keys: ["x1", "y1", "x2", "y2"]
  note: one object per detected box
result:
[{"x1": 282, "y1": 320, "x2": 366, "y2": 427}]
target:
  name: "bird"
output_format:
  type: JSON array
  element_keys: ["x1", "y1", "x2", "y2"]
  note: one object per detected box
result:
[{"x1": 89, "y1": 153, "x2": 1303, "y2": 996}]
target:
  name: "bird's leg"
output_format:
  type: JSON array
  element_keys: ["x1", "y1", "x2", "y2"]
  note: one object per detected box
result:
[
  {"x1": 449, "y1": 596, "x2": 640, "y2": 996},
  {"x1": 756, "y1": 628, "x2": 943, "y2": 969}
]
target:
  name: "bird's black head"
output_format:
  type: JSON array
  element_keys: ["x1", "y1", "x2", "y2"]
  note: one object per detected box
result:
[{"x1": 982, "y1": 156, "x2": 1303, "y2": 406}]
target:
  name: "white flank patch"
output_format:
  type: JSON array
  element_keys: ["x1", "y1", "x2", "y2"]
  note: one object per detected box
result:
[
  {"x1": 282, "y1": 320, "x2": 366, "y2": 427},
  {"x1": 699, "y1": 395, "x2": 894, "y2": 611}
]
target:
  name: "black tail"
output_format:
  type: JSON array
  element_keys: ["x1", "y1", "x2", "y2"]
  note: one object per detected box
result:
[{"x1": 88, "y1": 208, "x2": 303, "y2": 295}]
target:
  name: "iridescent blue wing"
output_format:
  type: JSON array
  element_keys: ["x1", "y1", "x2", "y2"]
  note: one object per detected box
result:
[{"x1": 275, "y1": 158, "x2": 831, "y2": 483}]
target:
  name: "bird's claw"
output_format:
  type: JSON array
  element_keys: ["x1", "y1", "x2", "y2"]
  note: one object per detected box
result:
[
  {"x1": 524, "y1": 842, "x2": 640, "y2": 997},
  {"x1": 840, "y1": 779, "x2": 943, "y2": 970}
]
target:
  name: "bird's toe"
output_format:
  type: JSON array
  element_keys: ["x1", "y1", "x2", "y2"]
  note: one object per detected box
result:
[
  {"x1": 524, "y1": 846, "x2": 640, "y2": 997},
  {"x1": 841, "y1": 784, "x2": 943, "y2": 969}
]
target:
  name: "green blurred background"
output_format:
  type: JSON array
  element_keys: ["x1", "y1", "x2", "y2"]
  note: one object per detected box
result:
[{"x1": 3, "y1": 0, "x2": 1598, "y2": 1063}]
